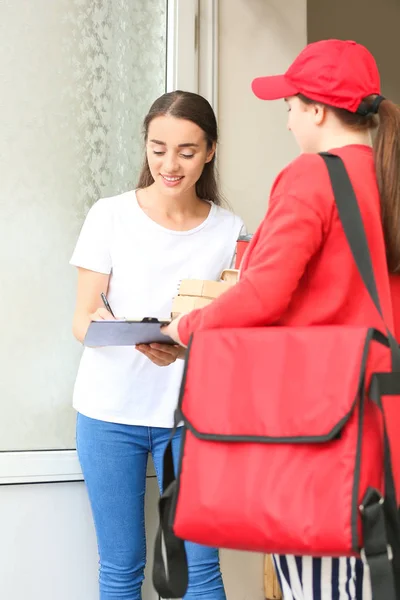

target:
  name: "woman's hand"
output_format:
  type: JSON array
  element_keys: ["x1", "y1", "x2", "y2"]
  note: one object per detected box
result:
[
  {"x1": 136, "y1": 343, "x2": 185, "y2": 366},
  {"x1": 161, "y1": 315, "x2": 185, "y2": 346},
  {"x1": 90, "y1": 307, "x2": 116, "y2": 321}
]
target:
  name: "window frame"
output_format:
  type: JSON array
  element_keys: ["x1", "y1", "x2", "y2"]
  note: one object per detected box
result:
[{"x1": 166, "y1": 0, "x2": 218, "y2": 110}]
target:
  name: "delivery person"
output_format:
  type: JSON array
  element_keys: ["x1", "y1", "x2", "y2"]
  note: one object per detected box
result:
[{"x1": 163, "y1": 39, "x2": 400, "y2": 599}]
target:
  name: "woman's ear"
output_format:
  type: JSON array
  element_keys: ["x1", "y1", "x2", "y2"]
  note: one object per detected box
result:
[
  {"x1": 205, "y1": 141, "x2": 216, "y2": 164},
  {"x1": 313, "y1": 104, "x2": 326, "y2": 126}
]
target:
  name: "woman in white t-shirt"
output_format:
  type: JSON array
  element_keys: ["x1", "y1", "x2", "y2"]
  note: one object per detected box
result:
[{"x1": 70, "y1": 90, "x2": 245, "y2": 600}]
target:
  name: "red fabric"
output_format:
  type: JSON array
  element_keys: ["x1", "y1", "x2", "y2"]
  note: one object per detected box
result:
[
  {"x1": 235, "y1": 239, "x2": 251, "y2": 269},
  {"x1": 390, "y1": 275, "x2": 400, "y2": 340},
  {"x1": 251, "y1": 39, "x2": 380, "y2": 113},
  {"x1": 178, "y1": 145, "x2": 394, "y2": 346},
  {"x1": 174, "y1": 327, "x2": 388, "y2": 554}
]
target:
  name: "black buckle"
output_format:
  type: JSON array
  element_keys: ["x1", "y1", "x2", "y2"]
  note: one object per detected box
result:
[
  {"x1": 360, "y1": 545, "x2": 393, "y2": 564},
  {"x1": 359, "y1": 493, "x2": 384, "y2": 514}
]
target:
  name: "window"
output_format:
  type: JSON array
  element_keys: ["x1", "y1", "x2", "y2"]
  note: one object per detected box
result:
[{"x1": 0, "y1": 0, "x2": 217, "y2": 482}]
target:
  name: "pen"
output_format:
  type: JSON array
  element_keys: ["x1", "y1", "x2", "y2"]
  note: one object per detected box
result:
[{"x1": 100, "y1": 292, "x2": 116, "y2": 318}]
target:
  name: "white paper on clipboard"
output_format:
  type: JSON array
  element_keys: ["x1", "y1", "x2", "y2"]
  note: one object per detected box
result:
[{"x1": 84, "y1": 318, "x2": 173, "y2": 347}]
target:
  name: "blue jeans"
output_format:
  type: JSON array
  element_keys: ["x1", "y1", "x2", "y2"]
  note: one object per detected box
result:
[{"x1": 76, "y1": 413, "x2": 226, "y2": 600}]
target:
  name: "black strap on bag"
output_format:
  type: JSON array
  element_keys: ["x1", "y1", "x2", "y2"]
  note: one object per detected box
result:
[
  {"x1": 152, "y1": 432, "x2": 188, "y2": 599},
  {"x1": 370, "y1": 371, "x2": 400, "y2": 597},
  {"x1": 152, "y1": 402, "x2": 189, "y2": 596},
  {"x1": 321, "y1": 152, "x2": 400, "y2": 600}
]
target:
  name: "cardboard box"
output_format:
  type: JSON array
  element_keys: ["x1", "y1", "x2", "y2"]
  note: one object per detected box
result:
[
  {"x1": 171, "y1": 295, "x2": 212, "y2": 318},
  {"x1": 220, "y1": 269, "x2": 239, "y2": 284},
  {"x1": 178, "y1": 279, "x2": 232, "y2": 299},
  {"x1": 171, "y1": 272, "x2": 238, "y2": 318}
]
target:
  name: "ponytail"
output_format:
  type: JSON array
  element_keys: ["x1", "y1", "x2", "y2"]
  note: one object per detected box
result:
[{"x1": 374, "y1": 99, "x2": 400, "y2": 273}]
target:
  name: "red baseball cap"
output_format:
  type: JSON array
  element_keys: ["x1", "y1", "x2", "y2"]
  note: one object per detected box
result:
[{"x1": 252, "y1": 39, "x2": 381, "y2": 113}]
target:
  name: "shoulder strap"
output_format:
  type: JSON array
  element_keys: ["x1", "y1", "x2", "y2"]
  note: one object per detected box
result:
[{"x1": 320, "y1": 152, "x2": 400, "y2": 371}]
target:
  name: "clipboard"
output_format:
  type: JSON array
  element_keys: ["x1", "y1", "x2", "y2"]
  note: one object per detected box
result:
[{"x1": 84, "y1": 317, "x2": 174, "y2": 347}]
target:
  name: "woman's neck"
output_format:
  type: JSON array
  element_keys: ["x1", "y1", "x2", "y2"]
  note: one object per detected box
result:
[
  {"x1": 140, "y1": 183, "x2": 203, "y2": 216},
  {"x1": 136, "y1": 184, "x2": 211, "y2": 231},
  {"x1": 318, "y1": 127, "x2": 373, "y2": 153}
]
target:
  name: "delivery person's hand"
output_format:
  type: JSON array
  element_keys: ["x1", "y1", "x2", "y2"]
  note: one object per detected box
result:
[
  {"x1": 160, "y1": 314, "x2": 185, "y2": 347},
  {"x1": 135, "y1": 343, "x2": 185, "y2": 366}
]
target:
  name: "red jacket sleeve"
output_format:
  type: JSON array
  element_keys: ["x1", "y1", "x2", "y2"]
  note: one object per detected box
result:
[{"x1": 178, "y1": 193, "x2": 325, "y2": 345}]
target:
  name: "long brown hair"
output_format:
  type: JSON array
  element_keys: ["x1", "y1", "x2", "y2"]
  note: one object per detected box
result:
[
  {"x1": 298, "y1": 93, "x2": 400, "y2": 273},
  {"x1": 136, "y1": 90, "x2": 222, "y2": 206}
]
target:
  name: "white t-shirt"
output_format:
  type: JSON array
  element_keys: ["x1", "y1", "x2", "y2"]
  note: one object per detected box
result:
[{"x1": 70, "y1": 190, "x2": 245, "y2": 427}]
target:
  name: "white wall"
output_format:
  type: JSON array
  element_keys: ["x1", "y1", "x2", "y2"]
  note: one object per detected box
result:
[
  {"x1": 216, "y1": 1, "x2": 307, "y2": 597},
  {"x1": 0, "y1": 478, "x2": 160, "y2": 600},
  {"x1": 218, "y1": 0, "x2": 307, "y2": 233},
  {"x1": 307, "y1": 0, "x2": 400, "y2": 104},
  {"x1": 218, "y1": 0, "x2": 400, "y2": 235}
]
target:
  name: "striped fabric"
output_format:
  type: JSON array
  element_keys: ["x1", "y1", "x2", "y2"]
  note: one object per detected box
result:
[{"x1": 273, "y1": 556, "x2": 372, "y2": 600}]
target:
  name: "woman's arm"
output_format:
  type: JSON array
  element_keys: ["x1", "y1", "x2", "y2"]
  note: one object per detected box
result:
[
  {"x1": 72, "y1": 267, "x2": 185, "y2": 366},
  {"x1": 72, "y1": 267, "x2": 112, "y2": 343}
]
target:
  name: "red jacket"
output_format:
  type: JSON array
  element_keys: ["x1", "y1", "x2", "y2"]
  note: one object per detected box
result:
[
  {"x1": 178, "y1": 145, "x2": 394, "y2": 344},
  {"x1": 391, "y1": 276, "x2": 400, "y2": 340}
]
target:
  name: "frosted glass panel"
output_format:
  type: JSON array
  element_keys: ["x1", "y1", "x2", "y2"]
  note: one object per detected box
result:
[{"x1": 0, "y1": 0, "x2": 167, "y2": 450}]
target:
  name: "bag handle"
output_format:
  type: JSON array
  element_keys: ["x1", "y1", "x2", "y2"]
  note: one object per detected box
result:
[
  {"x1": 320, "y1": 153, "x2": 400, "y2": 371},
  {"x1": 152, "y1": 421, "x2": 189, "y2": 598},
  {"x1": 152, "y1": 434, "x2": 188, "y2": 599}
]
